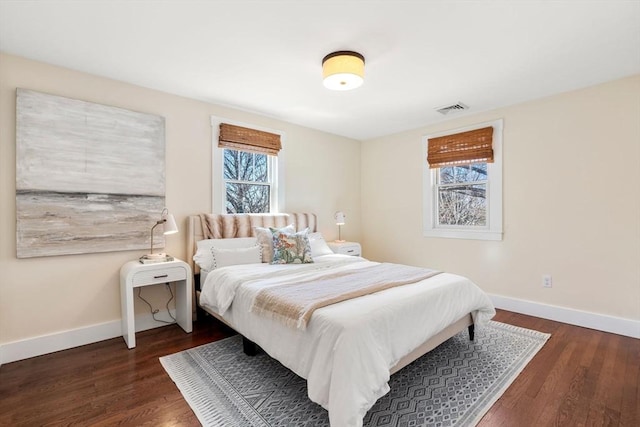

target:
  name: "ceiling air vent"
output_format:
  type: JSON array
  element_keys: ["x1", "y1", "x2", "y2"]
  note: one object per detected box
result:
[{"x1": 435, "y1": 102, "x2": 469, "y2": 115}]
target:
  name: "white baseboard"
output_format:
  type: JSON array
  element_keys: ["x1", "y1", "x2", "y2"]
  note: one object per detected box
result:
[
  {"x1": 3, "y1": 298, "x2": 638, "y2": 366},
  {"x1": 490, "y1": 294, "x2": 640, "y2": 339},
  {"x1": 0, "y1": 310, "x2": 177, "y2": 366}
]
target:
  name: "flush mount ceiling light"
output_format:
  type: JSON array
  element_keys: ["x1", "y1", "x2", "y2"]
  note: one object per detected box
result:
[{"x1": 322, "y1": 51, "x2": 365, "y2": 91}]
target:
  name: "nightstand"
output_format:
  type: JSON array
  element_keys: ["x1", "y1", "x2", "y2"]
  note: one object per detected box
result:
[
  {"x1": 328, "y1": 241, "x2": 362, "y2": 257},
  {"x1": 120, "y1": 259, "x2": 193, "y2": 349}
]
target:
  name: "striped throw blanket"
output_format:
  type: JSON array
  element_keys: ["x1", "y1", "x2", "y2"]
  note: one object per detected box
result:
[{"x1": 251, "y1": 263, "x2": 441, "y2": 329}]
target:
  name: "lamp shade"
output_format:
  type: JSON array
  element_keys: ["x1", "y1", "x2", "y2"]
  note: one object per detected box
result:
[
  {"x1": 163, "y1": 213, "x2": 178, "y2": 235},
  {"x1": 322, "y1": 51, "x2": 365, "y2": 91},
  {"x1": 335, "y1": 211, "x2": 346, "y2": 225}
]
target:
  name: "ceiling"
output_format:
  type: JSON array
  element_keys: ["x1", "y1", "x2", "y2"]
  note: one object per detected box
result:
[{"x1": 1, "y1": 1, "x2": 639, "y2": 140}]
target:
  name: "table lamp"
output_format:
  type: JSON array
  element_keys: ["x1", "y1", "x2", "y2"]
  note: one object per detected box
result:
[
  {"x1": 335, "y1": 211, "x2": 346, "y2": 242},
  {"x1": 140, "y1": 207, "x2": 178, "y2": 263}
]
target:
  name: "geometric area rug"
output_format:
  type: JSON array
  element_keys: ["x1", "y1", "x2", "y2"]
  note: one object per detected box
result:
[{"x1": 160, "y1": 321, "x2": 550, "y2": 427}]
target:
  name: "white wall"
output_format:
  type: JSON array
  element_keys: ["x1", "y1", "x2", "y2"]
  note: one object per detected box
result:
[
  {"x1": 1, "y1": 52, "x2": 637, "y2": 364},
  {"x1": 361, "y1": 75, "x2": 640, "y2": 329},
  {"x1": 0, "y1": 53, "x2": 361, "y2": 361}
]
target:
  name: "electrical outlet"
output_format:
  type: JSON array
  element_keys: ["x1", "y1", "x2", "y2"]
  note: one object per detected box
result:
[{"x1": 542, "y1": 274, "x2": 552, "y2": 288}]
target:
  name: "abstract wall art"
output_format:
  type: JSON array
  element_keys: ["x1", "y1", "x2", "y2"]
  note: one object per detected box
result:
[{"x1": 16, "y1": 89, "x2": 166, "y2": 258}]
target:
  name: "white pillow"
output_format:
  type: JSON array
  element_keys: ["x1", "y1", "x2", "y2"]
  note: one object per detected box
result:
[
  {"x1": 211, "y1": 245, "x2": 262, "y2": 269},
  {"x1": 199, "y1": 268, "x2": 210, "y2": 290},
  {"x1": 193, "y1": 237, "x2": 258, "y2": 271},
  {"x1": 308, "y1": 232, "x2": 334, "y2": 257},
  {"x1": 254, "y1": 224, "x2": 294, "y2": 263}
]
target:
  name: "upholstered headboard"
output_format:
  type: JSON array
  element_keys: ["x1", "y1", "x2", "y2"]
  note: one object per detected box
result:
[{"x1": 187, "y1": 213, "x2": 317, "y2": 274}]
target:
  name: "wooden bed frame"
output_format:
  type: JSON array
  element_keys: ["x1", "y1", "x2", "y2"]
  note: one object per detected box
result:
[{"x1": 186, "y1": 213, "x2": 473, "y2": 375}]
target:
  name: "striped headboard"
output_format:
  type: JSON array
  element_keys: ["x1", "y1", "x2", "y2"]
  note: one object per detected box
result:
[{"x1": 186, "y1": 213, "x2": 317, "y2": 274}]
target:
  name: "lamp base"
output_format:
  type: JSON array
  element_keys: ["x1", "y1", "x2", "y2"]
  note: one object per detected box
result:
[
  {"x1": 334, "y1": 239, "x2": 346, "y2": 243},
  {"x1": 139, "y1": 253, "x2": 174, "y2": 264},
  {"x1": 144, "y1": 252, "x2": 167, "y2": 259}
]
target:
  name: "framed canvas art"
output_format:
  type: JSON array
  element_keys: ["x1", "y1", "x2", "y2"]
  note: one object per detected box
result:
[{"x1": 16, "y1": 89, "x2": 166, "y2": 258}]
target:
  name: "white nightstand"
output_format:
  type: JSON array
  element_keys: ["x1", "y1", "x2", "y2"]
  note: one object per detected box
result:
[
  {"x1": 328, "y1": 241, "x2": 362, "y2": 257},
  {"x1": 120, "y1": 259, "x2": 193, "y2": 349}
]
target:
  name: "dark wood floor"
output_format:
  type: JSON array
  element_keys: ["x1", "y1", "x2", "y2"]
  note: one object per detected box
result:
[{"x1": 0, "y1": 309, "x2": 638, "y2": 426}]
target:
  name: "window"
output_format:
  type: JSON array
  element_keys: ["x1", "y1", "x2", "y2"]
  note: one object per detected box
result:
[
  {"x1": 437, "y1": 163, "x2": 488, "y2": 226},
  {"x1": 422, "y1": 119, "x2": 503, "y2": 240},
  {"x1": 223, "y1": 149, "x2": 273, "y2": 213},
  {"x1": 211, "y1": 118, "x2": 284, "y2": 214}
]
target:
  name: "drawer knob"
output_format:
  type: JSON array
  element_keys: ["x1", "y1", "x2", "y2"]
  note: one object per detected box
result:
[{"x1": 153, "y1": 274, "x2": 169, "y2": 279}]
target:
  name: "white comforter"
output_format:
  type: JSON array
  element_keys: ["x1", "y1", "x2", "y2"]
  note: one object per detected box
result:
[{"x1": 200, "y1": 255, "x2": 496, "y2": 427}]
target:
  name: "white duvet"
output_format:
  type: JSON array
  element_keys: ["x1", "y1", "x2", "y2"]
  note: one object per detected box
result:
[{"x1": 200, "y1": 255, "x2": 496, "y2": 427}]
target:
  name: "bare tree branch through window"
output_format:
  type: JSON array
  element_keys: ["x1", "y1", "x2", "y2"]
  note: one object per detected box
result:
[
  {"x1": 437, "y1": 163, "x2": 487, "y2": 226},
  {"x1": 224, "y1": 149, "x2": 270, "y2": 213}
]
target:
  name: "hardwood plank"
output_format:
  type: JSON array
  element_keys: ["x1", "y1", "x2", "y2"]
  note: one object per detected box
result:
[
  {"x1": 619, "y1": 333, "x2": 640, "y2": 426},
  {"x1": 585, "y1": 333, "x2": 623, "y2": 426},
  {"x1": 0, "y1": 310, "x2": 638, "y2": 427}
]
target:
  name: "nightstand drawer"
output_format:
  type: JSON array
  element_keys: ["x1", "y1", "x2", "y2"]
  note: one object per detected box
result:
[
  {"x1": 339, "y1": 246, "x2": 360, "y2": 256},
  {"x1": 132, "y1": 266, "x2": 187, "y2": 286},
  {"x1": 328, "y1": 242, "x2": 362, "y2": 257}
]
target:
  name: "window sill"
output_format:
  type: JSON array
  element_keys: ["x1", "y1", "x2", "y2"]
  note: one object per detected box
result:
[{"x1": 423, "y1": 228, "x2": 503, "y2": 241}]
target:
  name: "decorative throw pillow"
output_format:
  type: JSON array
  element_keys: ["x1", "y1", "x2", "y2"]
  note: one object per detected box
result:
[
  {"x1": 271, "y1": 228, "x2": 314, "y2": 264},
  {"x1": 210, "y1": 245, "x2": 262, "y2": 269},
  {"x1": 308, "y1": 232, "x2": 334, "y2": 257},
  {"x1": 193, "y1": 237, "x2": 258, "y2": 271},
  {"x1": 254, "y1": 224, "x2": 294, "y2": 263}
]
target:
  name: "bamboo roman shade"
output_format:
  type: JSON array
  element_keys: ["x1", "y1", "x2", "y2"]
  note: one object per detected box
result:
[
  {"x1": 219, "y1": 123, "x2": 282, "y2": 156},
  {"x1": 427, "y1": 126, "x2": 494, "y2": 168}
]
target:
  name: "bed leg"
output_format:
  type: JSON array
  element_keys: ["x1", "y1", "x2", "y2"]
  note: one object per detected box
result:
[
  {"x1": 242, "y1": 336, "x2": 258, "y2": 356},
  {"x1": 468, "y1": 324, "x2": 475, "y2": 341},
  {"x1": 196, "y1": 305, "x2": 207, "y2": 322}
]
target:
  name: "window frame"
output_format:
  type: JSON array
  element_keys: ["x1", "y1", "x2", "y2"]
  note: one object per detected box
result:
[
  {"x1": 211, "y1": 116, "x2": 285, "y2": 214},
  {"x1": 422, "y1": 119, "x2": 503, "y2": 241}
]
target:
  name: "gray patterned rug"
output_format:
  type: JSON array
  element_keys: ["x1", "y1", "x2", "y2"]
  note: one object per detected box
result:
[{"x1": 160, "y1": 321, "x2": 549, "y2": 426}]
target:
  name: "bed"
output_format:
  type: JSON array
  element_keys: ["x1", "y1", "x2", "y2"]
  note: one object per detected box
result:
[{"x1": 186, "y1": 213, "x2": 496, "y2": 427}]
